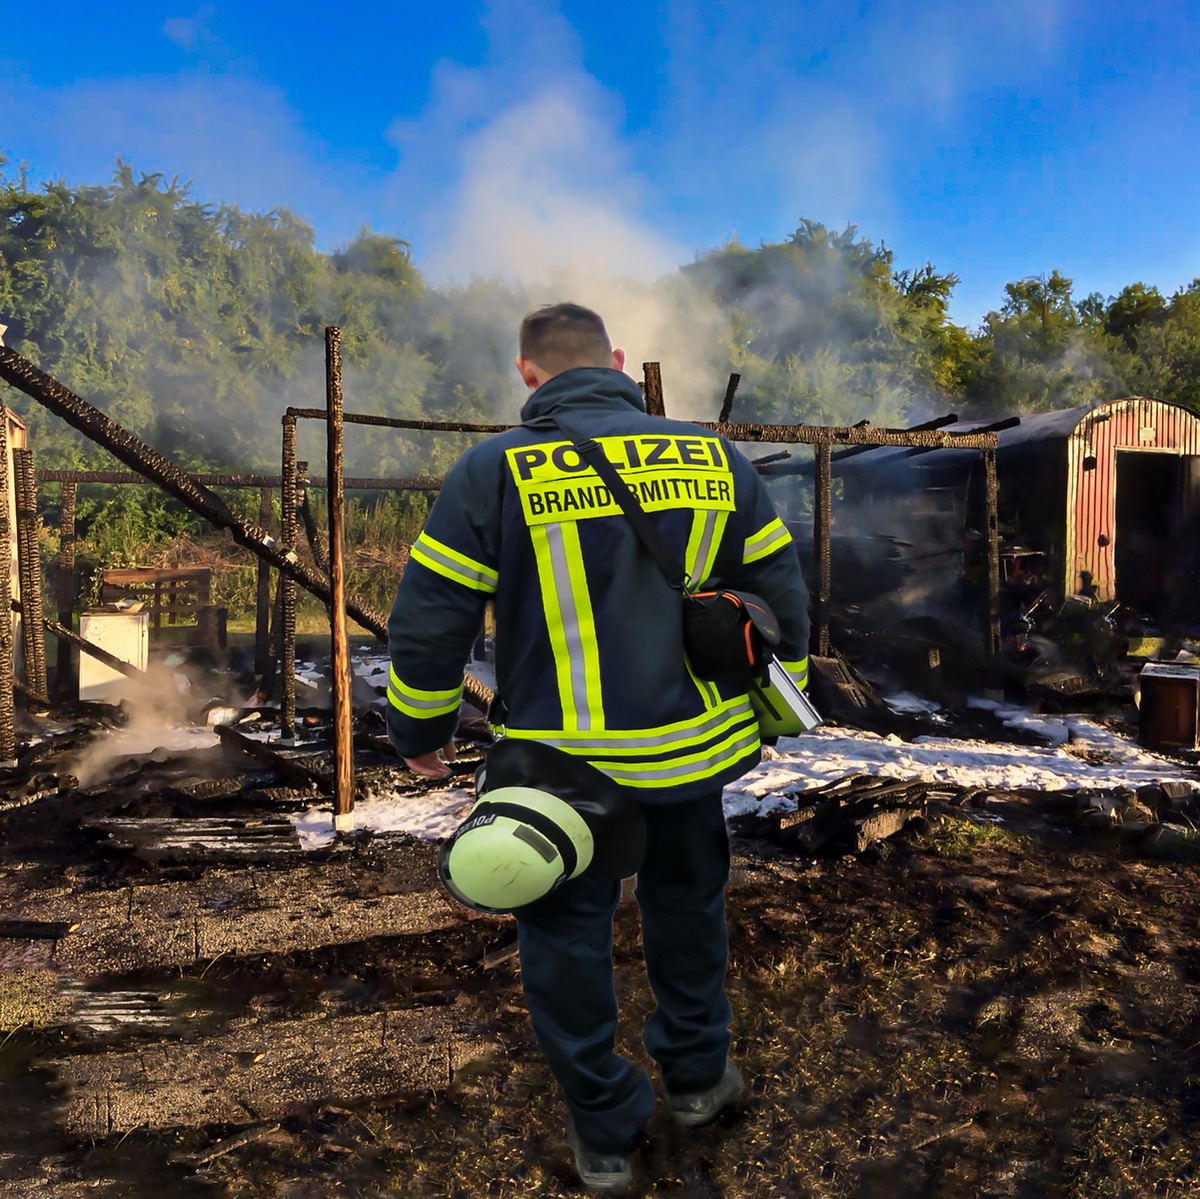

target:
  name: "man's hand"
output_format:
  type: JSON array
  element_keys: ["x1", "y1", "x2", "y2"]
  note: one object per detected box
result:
[{"x1": 403, "y1": 741, "x2": 456, "y2": 779}]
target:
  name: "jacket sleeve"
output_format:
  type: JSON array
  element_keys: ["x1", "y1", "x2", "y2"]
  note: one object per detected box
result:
[
  {"x1": 387, "y1": 446, "x2": 499, "y2": 757},
  {"x1": 728, "y1": 446, "x2": 811, "y2": 691}
]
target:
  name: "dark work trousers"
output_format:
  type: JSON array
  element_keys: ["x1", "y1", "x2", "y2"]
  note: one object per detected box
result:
[{"x1": 514, "y1": 790, "x2": 732, "y2": 1154}]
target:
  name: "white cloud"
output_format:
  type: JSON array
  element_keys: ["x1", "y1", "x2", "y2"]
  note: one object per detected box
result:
[
  {"x1": 0, "y1": 72, "x2": 375, "y2": 247},
  {"x1": 162, "y1": 6, "x2": 216, "y2": 53}
]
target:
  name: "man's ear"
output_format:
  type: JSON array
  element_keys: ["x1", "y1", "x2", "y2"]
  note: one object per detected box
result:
[
  {"x1": 611, "y1": 347, "x2": 626, "y2": 372},
  {"x1": 515, "y1": 355, "x2": 542, "y2": 389}
]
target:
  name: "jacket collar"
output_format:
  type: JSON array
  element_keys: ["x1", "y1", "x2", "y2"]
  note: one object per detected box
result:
[{"x1": 520, "y1": 367, "x2": 646, "y2": 423}]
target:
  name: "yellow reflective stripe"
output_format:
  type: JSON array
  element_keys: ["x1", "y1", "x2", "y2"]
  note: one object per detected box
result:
[
  {"x1": 743, "y1": 517, "x2": 792, "y2": 565},
  {"x1": 503, "y1": 717, "x2": 759, "y2": 787},
  {"x1": 559, "y1": 522, "x2": 605, "y2": 731},
  {"x1": 410, "y1": 533, "x2": 498, "y2": 593},
  {"x1": 779, "y1": 656, "x2": 809, "y2": 689},
  {"x1": 684, "y1": 653, "x2": 720, "y2": 710},
  {"x1": 387, "y1": 667, "x2": 463, "y2": 719},
  {"x1": 682, "y1": 509, "x2": 721, "y2": 706},
  {"x1": 530, "y1": 524, "x2": 581, "y2": 731}
]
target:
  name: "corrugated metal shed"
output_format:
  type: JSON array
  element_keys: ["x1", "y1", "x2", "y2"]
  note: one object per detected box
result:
[{"x1": 1066, "y1": 398, "x2": 1200, "y2": 600}]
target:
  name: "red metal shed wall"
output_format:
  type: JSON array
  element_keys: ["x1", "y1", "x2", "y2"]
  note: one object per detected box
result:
[{"x1": 1067, "y1": 399, "x2": 1200, "y2": 599}]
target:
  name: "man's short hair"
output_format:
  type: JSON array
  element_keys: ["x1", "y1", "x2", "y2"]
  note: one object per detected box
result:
[{"x1": 519, "y1": 303, "x2": 613, "y2": 374}]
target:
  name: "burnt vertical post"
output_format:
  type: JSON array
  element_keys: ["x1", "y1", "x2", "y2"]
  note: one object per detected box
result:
[
  {"x1": 279, "y1": 415, "x2": 299, "y2": 744},
  {"x1": 56, "y1": 481, "x2": 78, "y2": 700},
  {"x1": 813, "y1": 441, "x2": 833, "y2": 658},
  {"x1": 13, "y1": 448, "x2": 47, "y2": 700},
  {"x1": 325, "y1": 327, "x2": 355, "y2": 830},
  {"x1": 718, "y1": 372, "x2": 741, "y2": 424},
  {"x1": 983, "y1": 448, "x2": 1002, "y2": 675},
  {"x1": 642, "y1": 362, "x2": 666, "y2": 417},
  {"x1": 253, "y1": 486, "x2": 273, "y2": 678},
  {"x1": 0, "y1": 413, "x2": 16, "y2": 763}
]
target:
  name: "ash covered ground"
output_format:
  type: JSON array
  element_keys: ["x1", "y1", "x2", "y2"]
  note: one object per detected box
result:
[{"x1": 0, "y1": 645, "x2": 1198, "y2": 1198}]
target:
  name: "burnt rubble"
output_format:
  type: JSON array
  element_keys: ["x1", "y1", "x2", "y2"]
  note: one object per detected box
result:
[{"x1": 2, "y1": 345, "x2": 1200, "y2": 1194}]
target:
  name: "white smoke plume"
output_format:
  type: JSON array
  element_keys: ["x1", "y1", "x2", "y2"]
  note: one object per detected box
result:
[{"x1": 387, "y1": 3, "x2": 733, "y2": 420}]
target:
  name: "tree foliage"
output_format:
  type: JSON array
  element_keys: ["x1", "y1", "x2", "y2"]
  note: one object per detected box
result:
[{"x1": 3, "y1": 164, "x2": 1200, "y2": 511}]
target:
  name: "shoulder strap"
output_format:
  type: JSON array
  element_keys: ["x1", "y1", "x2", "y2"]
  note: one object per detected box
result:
[{"x1": 528, "y1": 413, "x2": 689, "y2": 590}]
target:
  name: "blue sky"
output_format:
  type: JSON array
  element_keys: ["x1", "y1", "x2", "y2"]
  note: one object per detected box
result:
[{"x1": 1, "y1": 0, "x2": 1197, "y2": 327}]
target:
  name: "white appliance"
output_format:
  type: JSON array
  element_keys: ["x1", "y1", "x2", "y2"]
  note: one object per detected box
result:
[{"x1": 79, "y1": 611, "x2": 149, "y2": 703}]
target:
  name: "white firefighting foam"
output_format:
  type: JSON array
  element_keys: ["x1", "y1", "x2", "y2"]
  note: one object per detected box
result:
[{"x1": 289, "y1": 699, "x2": 1196, "y2": 849}]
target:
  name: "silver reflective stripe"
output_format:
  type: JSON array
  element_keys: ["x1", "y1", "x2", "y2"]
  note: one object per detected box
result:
[
  {"x1": 412, "y1": 535, "x2": 498, "y2": 590},
  {"x1": 545, "y1": 523, "x2": 595, "y2": 732},
  {"x1": 688, "y1": 510, "x2": 720, "y2": 588},
  {"x1": 506, "y1": 700, "x2": 755, "y2": 753},
  {"x1": 594, "y1": 726, "x2": 761, "y2": 783}
]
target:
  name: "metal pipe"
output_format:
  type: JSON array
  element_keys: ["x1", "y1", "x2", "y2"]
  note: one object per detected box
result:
[
  {"x1": 13, "y1": 448, "x2": 48, "y2": 699},
  {"x1": 0, "y1": 412, "x2": 15, "y2": 764},
  {"x1": 325, "y1": 328, "x2": 355, "y2": 829},
  {"x1": 813, "y1": 443, "x2": 833, "y2": 657},
  {"x1": 55, "y1": 481, "x2": 78, "y2": 701}
]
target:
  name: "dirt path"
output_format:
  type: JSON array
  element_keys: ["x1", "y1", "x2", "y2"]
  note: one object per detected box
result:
[{"x1": 0, "y1": 809, "x2": 1196, "y2": 1198}]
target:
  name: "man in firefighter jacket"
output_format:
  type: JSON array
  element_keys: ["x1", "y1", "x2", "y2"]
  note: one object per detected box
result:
[{"x1": 387, "y1": 303, "x2": 810, "y2": 1191}]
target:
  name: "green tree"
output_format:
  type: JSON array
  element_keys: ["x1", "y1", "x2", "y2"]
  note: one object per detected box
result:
[
  {"x1": 687, "y1": 222, "x2": 971, "y2": 425},
  {"x1": 963, "y1": 271, "x2": 1125, "y2": 414}
]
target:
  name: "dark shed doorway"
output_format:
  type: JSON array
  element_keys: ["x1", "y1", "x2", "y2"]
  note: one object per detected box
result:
[{"x1": 1114, "y1": 452, "x2": 1200, "y2": 622}]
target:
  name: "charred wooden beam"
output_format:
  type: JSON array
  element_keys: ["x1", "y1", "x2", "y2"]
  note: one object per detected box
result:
[
  {"x1": 642, "y1": 362, "x2": 666, "y2": 417},
  {"x1": 900, "y1": 416, "x2": 1019, "y2": 459},
  {"x1": 0, "y1": 411, "x2": 15, "y2": 765},
  {"x1": 697, "y1": 419, "x2": 998, "y2": 449},
  {"x1": 85, "y1": 816, "x2": 303, "y2": 863},
  {"x1": 254, "y1": 487, "x2": 272, "y2": 678},
  {"x1": 263, "y1": 404, "x2": 1001, "y2": 453},
  {"x1": 279, "y1": 417, "x2": 299, "y2": 742},
  {"x1": 13, "y1": 677, "x2": 51, "y2": 709},
  {"x1": 0, "y1": 348, "x2": 494, "y2": 713},
  {"x1": 813, "y1": 443, "x2": 833, "y2": 657},
  {"x1": 298, "y1": 488, "x2": 328, "y2": 571},
  {"x1": 831, "y1": 414, "x2": 959, "y2": 462},
  {"x1": 750, "y1": 451, "x2": 791, "y2": 467},
  {"x1": 56, "y1": 480, "x2": 77, "y2": 700},
  {"x1": 13, "y1": 447, "x2": 48, "y2": 699},
  {"x1": 983, "y1": 448, "x2": 1002, "y2": 668},
  {"x1": 717, "y1": 372, "x2": 741, "y2": 423},
  {"x1": 286, "y1": 409, "x2": 512, "y2": 433},
  {"x1": 36, "y1": 469, "x2": 443, "y2": 491},
  {"x1": 0, "y1": 919, "x2": 79, "y2": 940},
  {"x1": 325, "y1": 328, "x2": 356, "y2": 828}
]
